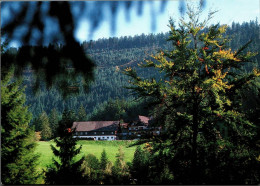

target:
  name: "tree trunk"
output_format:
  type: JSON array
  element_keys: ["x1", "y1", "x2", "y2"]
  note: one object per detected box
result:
[{"x1": 191, "y1": 99, "x2": 199, "y2": 184}]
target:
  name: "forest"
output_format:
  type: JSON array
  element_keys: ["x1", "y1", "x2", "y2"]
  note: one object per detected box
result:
[
  {"x1": 15, "y1": 19, "x2": 260, "y2": 128},
  {"x1": 1, "y1": 4, "x2": 260, "y2": 184}
]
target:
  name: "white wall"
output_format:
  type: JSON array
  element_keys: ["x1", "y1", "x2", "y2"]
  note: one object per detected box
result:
[{"x1": 73, "y1": 135, "x2": 116, "y2": 141}]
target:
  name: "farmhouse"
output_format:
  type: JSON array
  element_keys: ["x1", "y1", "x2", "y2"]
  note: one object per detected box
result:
[
  {"x1": 72, "y1": 115, "x2": 162, "y2": 140},
  {"x1": 128, "y1": 115, "x2": 150, "y2": 130},
  {"x1": 72, "y1": 121, "x2": 120, "y2": 141},
  {"x1": 117, "y1": 115, "x2": 161, "y2": 139}
]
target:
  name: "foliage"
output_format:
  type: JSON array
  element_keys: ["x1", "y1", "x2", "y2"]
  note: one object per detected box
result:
[
  {"x1": 130, "y1": 145, "x2": 151, "y2": 184},
  {"x1": 44, "y1": 110, "x2": 84, "y2": 184},
  {"x1": 18, "y1": 20, "x2": 260, "y2": 124},
  {"x1": 123, "y1": 5, "x2": 260, "y2": 184},
  {"x1": 1, "y1": 67, "x2": 40, "y2": 184},
  {"x1": 81, "y1": 154, "x2": 101, "y2": 184},
  {"x1": 100, "y1": 149, "x2": 109, "y2": 170},
  {"x1": 49, "y1": 108, "x2": 60, "y2": 138},
  {"x1": 77, "y1": 103, "x2": 87, "y2": 121},
  {"x1": 39, "y1": 111, "x2": 52, "y2": 141},
  {"x1": 110, "y1": 146, "x2": 131, "y2": 184},
  {"x1": 1, "y1": 0, "x2": 178, "y2": 98}
]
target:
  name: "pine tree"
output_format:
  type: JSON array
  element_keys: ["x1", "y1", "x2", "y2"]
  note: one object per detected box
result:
[
  {"x1": 130, "y1": 146, "x2": 150, "y2": 184},
  {"x1": 45, "y1": 109, "x2": 84, "y2": 184},
  {"x1": 32, "y1": 115, "x2": 41, "y2": 131},
  {"x1": 124, "y1": 4, "x2": 260, "y2": 184},
  {"x1": 49, "y1": 108, "x2": 59, "y2": 137},
  {"x1": 81, "y1": 154, "x2": 101, "y2": 184},
  {"x1": 100, "y1": 149, "x2": 108, "y2": 170},
  {"x1": 39, "y1": 111, "x2": 52, "y2": 141},
  {"x1": 1, "y1": 67, "x2": 40, "y2": 184},
  {"x1": 78, "y1": 103, "x2": 87, "y2": 121},
  {"x1": 111, "y1": 146, "x2": 130, "y2": 184}
]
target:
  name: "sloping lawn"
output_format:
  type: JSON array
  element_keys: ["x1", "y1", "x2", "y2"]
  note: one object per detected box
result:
[{"x1": 35, "y1": 140, "x2": 137, "y2": 169}]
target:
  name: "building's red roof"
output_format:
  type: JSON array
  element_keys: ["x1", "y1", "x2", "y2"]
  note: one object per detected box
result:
[
  {"x1": 72, "y1": 121, "x2": 119, "y2": 132},
  {"x1": 138, "y1": 115, "x2": 150, "y2": 125}
]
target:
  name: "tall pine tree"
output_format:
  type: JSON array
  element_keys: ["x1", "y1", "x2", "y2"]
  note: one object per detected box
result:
[
  {"x1": 49, "y1": 108, "x2": 59, "y2": 138},
  {"x1": 124, "y1": 4, "x2": 260, "y2": 184},
  {"x1": 100, "y1": 149, "x2": 108, "y2": 171},
  {"x1": 77, "y1": 103, "x2": 87, "y2": 121},
  {"x1": 1, "y1": 67, "x2": 40, "y2": 184},
  {"x1": 44, "y1": 109, "x2": 84, "y2": 184},
  {"x1": 39, "y1": 111, "x2": 52, "y2": 141}
]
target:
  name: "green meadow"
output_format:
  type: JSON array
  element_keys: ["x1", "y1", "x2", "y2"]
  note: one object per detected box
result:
[{"x1": 36, "y1": 140, "x2": 138, "y2": 169}]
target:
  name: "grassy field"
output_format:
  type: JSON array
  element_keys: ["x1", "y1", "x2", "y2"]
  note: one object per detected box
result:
[{"x1": 35, "y1": 140, "x2": 138, "y2": 169}]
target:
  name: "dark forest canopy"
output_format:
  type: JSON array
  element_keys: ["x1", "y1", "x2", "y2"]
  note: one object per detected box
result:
[{"x1": 5, "y1": 20, "x2": 257, "y2": 122}]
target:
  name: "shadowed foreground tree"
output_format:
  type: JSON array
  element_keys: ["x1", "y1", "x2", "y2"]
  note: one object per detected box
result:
[
  {"x1": 110, "y1": 146, "x2": 131, "y2": 184},
  {"x1": 1, "y1": 67, "x2": 40, "y2": 184},
  {"x1": 44, "y1": 110, "x2": 84, "y2": 184},
  {"x1": 124, "y1": 5, "x2": 260, "y2": 184},
  {"x1": 81, "y1": 154, "x2": 101, "y2": 184},
  {"x1": 130, "y1": 145, "x2": 151, "y2": 184},
  {"x1": 100, "y1": 149, "x2": 109, "y2": 171}
]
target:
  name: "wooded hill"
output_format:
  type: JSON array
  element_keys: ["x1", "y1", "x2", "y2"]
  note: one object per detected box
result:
[{"x1": 21, "y1": 20, "x2": 260, "y2": 122}]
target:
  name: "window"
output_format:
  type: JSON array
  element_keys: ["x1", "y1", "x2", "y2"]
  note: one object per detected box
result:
[
  {"x1": 111, "y1": 132, "x2": 113, "y2": 134},
  {"x1": 85, "y1": 132, "x2": 88, "y2": 135},
  {"x1": 94, "y1": 132, "x2": 96, "y2": 134},
  {"x1": 102, "y1": 132, "x2": 104, "y2": 134},
  {"x1": 75, "y1": 132, "x2": 78, "y2": 135},
  {"x1": 80, "y1": 132, "x2": 83, "y2": 135}
]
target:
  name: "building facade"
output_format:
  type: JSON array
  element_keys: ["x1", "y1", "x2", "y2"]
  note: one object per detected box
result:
[{"x1": 72, "y1": 121, "x2": 120, "y2": 141}]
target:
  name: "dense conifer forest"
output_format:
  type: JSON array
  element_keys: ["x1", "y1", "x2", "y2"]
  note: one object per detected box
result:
[{"x1": 13, "y1": 20, "x2": 260, "y2": 125}]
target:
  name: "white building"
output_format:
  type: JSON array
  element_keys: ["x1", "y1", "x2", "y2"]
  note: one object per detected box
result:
[{"x1": 72, "y1": 121, "x2": 119, "y2": 141}]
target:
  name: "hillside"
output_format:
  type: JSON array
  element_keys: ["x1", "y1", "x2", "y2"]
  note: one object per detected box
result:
[{"x1": 21, "y1": 20, "x2": 260, "y2": 121}]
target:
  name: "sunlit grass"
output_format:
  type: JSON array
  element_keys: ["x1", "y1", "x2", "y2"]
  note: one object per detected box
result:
[{"x1": 35, "y1": 140, "x2": 137, "y2": 169}]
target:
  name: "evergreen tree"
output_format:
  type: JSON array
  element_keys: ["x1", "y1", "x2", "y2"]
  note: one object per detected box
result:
[
  {"x1": 81, "y1": 154, "x2": 101, "y2": 184},
  {"x1": 39, "y1": 111, "x2": 52, "y2": 141},
  {"x1": 111, "y1": 146, "x2": 130, "y2": 184},
  {"x1": 100, "y1": 149, "x2": 108, "y2": 170},
  {"x1": 49, "y1": 108, "x2": 59, "y2": 137},
  {"x1": 77, "y1": 103, "x2": 87, "y2": 121},
  {"x1": 124, "y1": 5, "x2": 260, "y2": 184},
  {"x1": 1, "y1": 67, "x2": 40, "y2": 184},
  {"x1": 45, "y1": 109, "x2": 84, "y2": 184},
  {"x1": 32, "y1": 115, "x2": 41, "y2": 132},
  {"x1": 130, "y1": 146, "x2": 150, "y2": 184},
  {"x1": 99, "y1": 149, "x2": 113, "y2": 184}
]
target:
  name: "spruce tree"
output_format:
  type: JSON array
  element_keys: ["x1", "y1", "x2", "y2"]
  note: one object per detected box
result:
[
  {"x1": 39, "y1": 111, "x2": 52, "y2": 141},
  {"x1": 111, "y1": 146, "x2": 130, "y2": 184},
  {"x1": 45, "y1": 109, "x2": 84, "y2": 184},
  {"x1": 78, "y1": 103, "x2": 87, "y2": 121},
  {"x1": 124, "y1": 4, "x2": 260, "y2": 184},
  {"x1": 100, "y1": 149, "x2": 108, "y2": 170},
  {"x1": 1, "y1": 67, "x2": 40, "y2": 184},
  {"x1": 130, "y1": 146, "x2": 150, "y2": 184},
  {"x1": 49, "y1": 108, "x2": 59, "y2": 137},
  {"x1": 81, "y1": 154, "x2": 101, "y2": 184}
]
